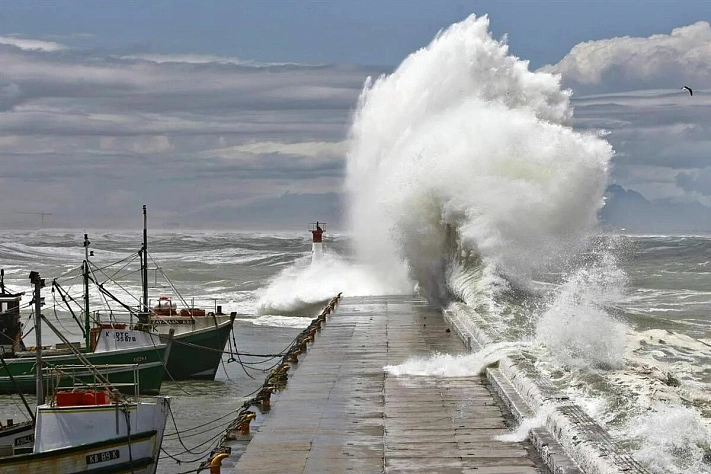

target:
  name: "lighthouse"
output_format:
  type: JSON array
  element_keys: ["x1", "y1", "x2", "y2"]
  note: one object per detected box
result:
[{"x1": 309, "y1": 221, "x2": 325, "y2": 264}]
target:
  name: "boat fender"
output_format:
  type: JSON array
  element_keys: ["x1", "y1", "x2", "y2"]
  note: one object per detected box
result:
[{"x1": 207, "y1": 312, "x2": 215, "y2": 317}]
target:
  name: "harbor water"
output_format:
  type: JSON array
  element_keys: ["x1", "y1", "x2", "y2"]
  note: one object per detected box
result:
[{"x1": 0, "y1": 231, "x2": 710, "y2": 473}]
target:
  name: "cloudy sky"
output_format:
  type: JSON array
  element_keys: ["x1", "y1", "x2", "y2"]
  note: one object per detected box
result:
[{"x1": 0, "y1": 0, "x2": 709, "y2": 230}]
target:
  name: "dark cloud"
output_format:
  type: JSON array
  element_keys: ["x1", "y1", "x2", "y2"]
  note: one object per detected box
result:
[
  {"x1": 0, "y1": 82, "x2": 21, "y2": 111},
  {"x1": 676, "y1": 168, "x2": 711, "y2": 196},
  {"x1": 2, "y1": 23, "x2": 711, "y2": 229},
  {"x1": 0, "y1": 44, "x2": 375, "y2": 228}
]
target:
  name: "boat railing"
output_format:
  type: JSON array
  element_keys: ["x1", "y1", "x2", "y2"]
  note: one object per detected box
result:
[
  {"x1": 94, "y1": 302, "x2": 226, "y2": 329},
  {"x1": 42, "y1": 363, "x2": 140, "y2": 405}
]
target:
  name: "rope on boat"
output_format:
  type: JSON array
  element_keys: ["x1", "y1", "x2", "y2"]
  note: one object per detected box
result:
[{"x1": 170, "y1": 338, "x2": 288, "y2": 358}]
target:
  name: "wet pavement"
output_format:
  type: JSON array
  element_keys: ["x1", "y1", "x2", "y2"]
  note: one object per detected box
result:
[{"x1": 231, "y1": 295, "x2": 549, "y2": 473}]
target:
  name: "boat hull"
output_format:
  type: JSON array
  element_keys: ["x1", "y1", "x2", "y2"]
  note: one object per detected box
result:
[
  {"x1": 0, "y1": 346, "x2": 166, "y2": 395},
  {"x1": 0, "y1": 397, "x2": 170, "y2": 474},
  {"x1": 157, "y1": 316, "x2": 234, "y2": 380},
  {"x1": 0, "y1": 430, "x2": 159, "y2": 473},
  {"x1": 0, "y1": 421, "x2": 34, "y2": 452}
]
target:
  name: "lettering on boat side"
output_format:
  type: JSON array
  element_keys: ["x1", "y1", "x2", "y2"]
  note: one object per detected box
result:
[
  {"x1": 133, "y1": 355, "x2": 148, "y2": 363},
  {"x1": 153, "y1": 319, "x2": 194, "y2": 325},
  {"x1": 113, "y1": 331, "x2": 137, "y2": 343},
  {"x1": 86, "y1": 448, "x2": 120, "y2": 465},
  {"x1": 14, "y1": 434, "x2": 33, "y2": 446}
]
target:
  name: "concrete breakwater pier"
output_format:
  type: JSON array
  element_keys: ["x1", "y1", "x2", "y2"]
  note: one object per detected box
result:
[{"x1": 218, "y1": 295, "x2": 649, "y2": 474}]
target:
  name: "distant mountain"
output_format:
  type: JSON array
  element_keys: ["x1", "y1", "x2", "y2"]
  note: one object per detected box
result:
[{"x1": 600, "y1": 184, "x2": 711, "y2": 233}]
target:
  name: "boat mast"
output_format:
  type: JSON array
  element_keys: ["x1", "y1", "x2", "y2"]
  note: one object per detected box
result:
[
  {"x1": 142, "y1": 205, "x2": 149, "y2": 317},
  {"x1": 83, "y1": 234, "x2": 91, "y2": 350},
  {"x1": 29, "y1": 271, "x2": 44, "y2": 405}
]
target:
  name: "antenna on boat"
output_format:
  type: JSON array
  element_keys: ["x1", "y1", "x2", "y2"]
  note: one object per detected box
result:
[
  {"x1": 1, "y1": 269, "x2": 4, "y2": 294},
  {"x1": 142, "y1": 205, "x2": 149, "y2": 320},
  {"x1": 29, "y1": 271, "x2": 45, "y2": 405},
  {"x1": 83, "y1": 234, "x2": 91, "y2": 350}
]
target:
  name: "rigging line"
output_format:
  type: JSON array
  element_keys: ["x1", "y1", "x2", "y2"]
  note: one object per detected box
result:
[
  {"x1": 52, "y1": 280, "x2": 83, "y2": 313},
  {"x1": 54, "y1": 271, "x2": 85, "y2": 308},
  {"x1": 91, "y1": 264, "x2": 142, "y2": 306},
  {"x1": 166, "y1": 426, "x2": 228, "y2": 457},
  {"x1": 89, "y1": 251, "x2": 140, "y2": 274},
  {"x1": 21, "y1": 325, "x2": 34, "y2": 340},
  {"x1": 144, "y1": 329, "x2": 193, "y2": 396},
  {"x1": 49, "y1": 295, "x2": 84, "y2": 326},
  {"x1": 52, "y1": 280, "x2": 86, "y2": 338},
  {"x1": 220, "y1": 354, "x2": 233, "y2": 380},
  {"x1": 146, "y1": 251, "x2": 191, "y2": 310},
  {"x1": 167, "y1": 403, "x2": 208, "y2": 455},
  {"x1": 104, "y1": 252, "x2": 141, "y2": 281},
  {"x1": 160, "y1": 446, "x2": 220, "y2": 465},
  {"x1": 233, "y1": 346, "x2": 256, "y2": 379},
  {"x1": 38, "y1": 314, "x2": 117, "y2": 392},
  {"x1": 0, "y1": 353, "x2": 34, "y2": 423},
  {"x1": 168, "y1": 338, "x2": 285, "y2": 358},
  {"x1": 52, "y1": 264, "x2": 83, "y2": 281},
  {"x1": 122, "y1": 408, "x2": 135, "y2": 474},
  {"x1": 163, "y1": 405, "x2": 247, "y2": 437},
  {"x1": 51, "y1": 292, "x2": 81, "y2": 337},
  {"x1": 86, "y1": 274, "x2": 136, "y2": 315},
  {"x1": 87, "y1": 263, "x2": 114, "y2": 322},
  {"x1": 90, "y1": 255, "x2": 142, "y2": 303},
  {"x1": 164, "y1": 417, "x2": 233, "y2": 440}
]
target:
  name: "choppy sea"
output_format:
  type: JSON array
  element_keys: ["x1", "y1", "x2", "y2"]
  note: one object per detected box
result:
[{"x1": 0, "y1": 231, "x2": 710, "y2": 473}]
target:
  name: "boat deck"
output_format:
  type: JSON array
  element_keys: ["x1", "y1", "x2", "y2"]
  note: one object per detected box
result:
[{"x1": 231, "y1": 295, "x2": 551, "y2": 473}]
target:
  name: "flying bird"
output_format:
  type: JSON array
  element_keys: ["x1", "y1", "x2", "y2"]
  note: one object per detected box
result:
[{"x1": 682, "y1": 86, "x2": 693, "y2": 96}]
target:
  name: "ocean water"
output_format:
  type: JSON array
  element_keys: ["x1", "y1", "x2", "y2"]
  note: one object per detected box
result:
[
  {"x1": 342, "y1": 13, "x2": 711, "y2": 474},
  {"x1": 0, "y1": 230, "x2": 353, "y2": 473},
  {"x1": 1, "y1": 13, "x2": 710, "y2": 474},
  {"x1": 1, "y1": 231, "x2": 710, "y2": 473}
]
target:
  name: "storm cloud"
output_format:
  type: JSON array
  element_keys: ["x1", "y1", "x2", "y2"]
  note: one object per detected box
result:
[
  {"x1": 0, "y1": 40, "x2": 380, "y2": 228},
  {"x1": 542, "y1": 22, "x2": 711, "y2": 211},
  {"x1": 2, "y1": 20, "x2": 711, "y2": 230}
]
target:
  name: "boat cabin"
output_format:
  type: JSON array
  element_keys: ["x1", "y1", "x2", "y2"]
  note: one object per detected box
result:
[
  {"x1": 153, "y1": 297, "x2": 177, "y2": 316},
  {"x1": 0, "y1": 291, "x2": 24, "y2": 355},
  {"x1": 153, "y1": 297, "x2": 206, "y2": 318}
]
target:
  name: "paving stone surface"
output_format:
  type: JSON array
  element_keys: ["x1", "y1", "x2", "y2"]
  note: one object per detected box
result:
[{"x1": 232, "y1": 295, "x2": 549, "y2": 474}]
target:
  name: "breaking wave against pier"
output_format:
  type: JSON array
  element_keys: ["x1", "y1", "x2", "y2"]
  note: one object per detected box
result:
[{"x1": 343, "y1": 14, "x2": 711, "y2": 474}]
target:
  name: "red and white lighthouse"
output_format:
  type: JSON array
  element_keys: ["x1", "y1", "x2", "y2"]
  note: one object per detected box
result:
[{"x1": 309, "y1": 221, "x2": 325, "y2": 263}]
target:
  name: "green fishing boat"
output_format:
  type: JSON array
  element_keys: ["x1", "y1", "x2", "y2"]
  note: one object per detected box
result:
[
  {"x1": 81, "y1": 206, "x2": 237, "y2": 381},
  {"x1": 142, "y1": 311, "x2": 235, "y2": 380},
  {"x1": 0, "y1": 262, "x2": 168, "y2": 396},
  {"x1": 0, "y1": 345, "x2": 166, "y2": 396}
]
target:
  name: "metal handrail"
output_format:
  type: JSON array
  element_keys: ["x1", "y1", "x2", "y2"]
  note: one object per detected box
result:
[{"x1": 41, "y1": 363, "x2": 141, "y2": 405}]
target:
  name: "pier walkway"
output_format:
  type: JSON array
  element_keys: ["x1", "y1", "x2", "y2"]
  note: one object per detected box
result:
[{"x1": 231, "y1": 295, "x2": 551, "y2": 473}]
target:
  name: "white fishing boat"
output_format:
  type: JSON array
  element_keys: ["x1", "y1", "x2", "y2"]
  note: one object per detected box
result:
[
  {"x1": 0, "y1": 419, "x2": 34, "y2": 454},
  {"x1": 0, "y1": 271, "x2": 171, "y2": 474},
  {"x1": 0, "y1": 389, "x2": 171, "y2": 473}
]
